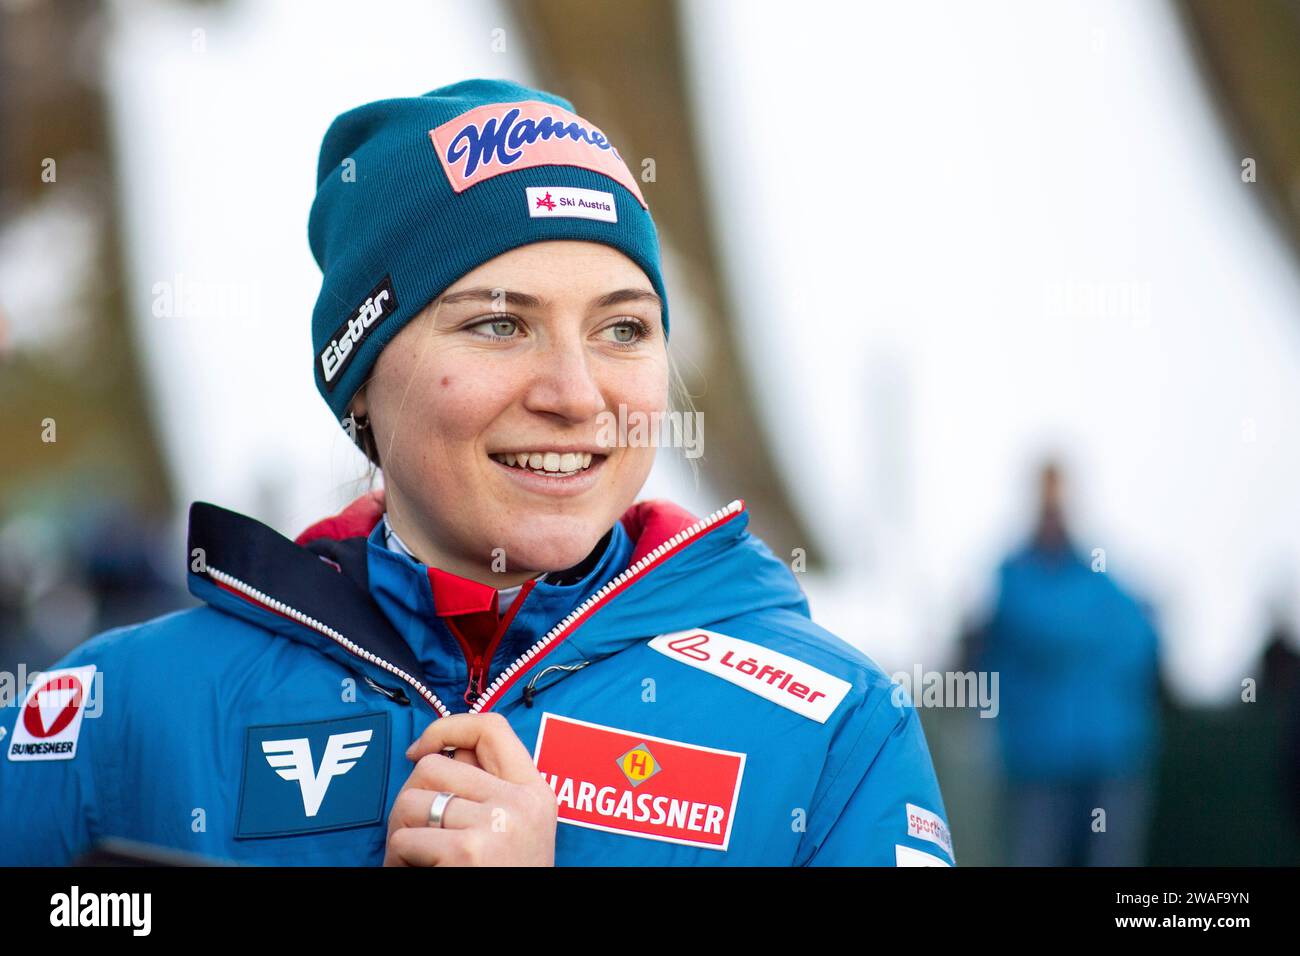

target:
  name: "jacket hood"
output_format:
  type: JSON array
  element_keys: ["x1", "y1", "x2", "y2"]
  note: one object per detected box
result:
[{"x1": 186, "y1": 490, "x2": 810, "y2": 715}]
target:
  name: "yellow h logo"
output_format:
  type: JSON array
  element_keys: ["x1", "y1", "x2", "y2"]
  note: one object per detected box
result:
[{"x1": 617, "y1": 744, "x2": 660, "y2": 786}]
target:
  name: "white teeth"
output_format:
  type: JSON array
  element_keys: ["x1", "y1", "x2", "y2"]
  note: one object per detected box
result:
[{"x1": 490, "y1": 451, "x2": 600, "y2": 474}]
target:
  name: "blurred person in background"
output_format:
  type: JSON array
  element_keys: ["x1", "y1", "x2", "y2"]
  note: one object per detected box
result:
[
  {"x1": 1259, "y1": 609, "x2": 1300, "y2": 833},
  {"x1": 968, "y1": 460, "x2": 1161, "y2": 866}
]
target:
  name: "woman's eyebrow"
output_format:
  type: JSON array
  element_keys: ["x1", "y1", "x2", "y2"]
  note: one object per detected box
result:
[
  {"x1": 592, "y1": 289, "x2": 662, "y2": 310},
  {"x1": 436, "y1": 287, "x2": 661, "y2": 310}
]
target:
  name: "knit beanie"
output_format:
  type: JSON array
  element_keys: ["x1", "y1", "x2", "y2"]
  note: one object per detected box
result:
[{"x1": 308, "y1": 78, "x2": 669, "y2": 424}]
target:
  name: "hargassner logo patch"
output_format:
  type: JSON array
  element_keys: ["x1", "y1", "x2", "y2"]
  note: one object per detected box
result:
[
  {"x1": 7, "y1": 666, "x2": 96, "y2": 762},
  {"x1": 319, "y1": 275, "x2": 398, "y2": 391},
  {"x1": 906, "y1": 802, "x2": 954, "y2": 857},
  {"x1": 429, "y1": 100, "x2": 648, "y2": 209},
  {"x1": 526, "y1": 186, "x2": 617, "y2": 223},
  {"x1": 648, "y1": 629, "x2": 851, "y2": 723},
  {"x1": 533, "y1": 713, "x2": 745, "y2": 851},
  {"x1": 236, "y1": 712, "x2": 389, "y2": 838}
]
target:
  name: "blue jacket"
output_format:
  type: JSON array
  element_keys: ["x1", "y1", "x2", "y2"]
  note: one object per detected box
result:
[
  {"x1": 1, "y1": 495, "x2": 955, "y2": 866},
  {"x1": 979, "y1": 544, "x2": 1160, "y2": 782}
]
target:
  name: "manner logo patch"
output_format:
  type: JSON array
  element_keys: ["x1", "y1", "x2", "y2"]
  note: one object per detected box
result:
[
  {"x1": 526, "y1": 186, "x2": 617, "y2": 223},
  {"x1": 7, "y1": 665, "x2": 96, "y2": 762},
  {"x1": 533, "y1": 713, "x2": 745, "y2": 851},
  {"x1": 429, "y1": 100, "x2": 647, "y2": 209},
  {"x1": 236, "y1": 712, "x2": 389, "y2": 839},
  {"x1": 648, "y1": 629, "x2": 851, "y2": 723},
  {"x1": 318, "y1": 275, "x2": 398, "y2": 391}
]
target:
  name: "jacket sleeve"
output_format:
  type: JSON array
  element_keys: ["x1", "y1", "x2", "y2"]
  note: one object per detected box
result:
[
  {"x1": 802, "y1": 689, "x2": 956, "y2": 866},
  {"x1": 0, "y1": 641, "x2": 111, "y2": 866}
]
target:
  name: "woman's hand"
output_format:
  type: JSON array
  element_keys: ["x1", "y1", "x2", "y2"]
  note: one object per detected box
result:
[{"x1": 383, "y1": 712, "x2": 557, "y2": 866}]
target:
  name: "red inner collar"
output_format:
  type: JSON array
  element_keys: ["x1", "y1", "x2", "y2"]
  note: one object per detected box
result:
[{"x1": 294, "y1": 489, "x2": 701, "y2": 568}]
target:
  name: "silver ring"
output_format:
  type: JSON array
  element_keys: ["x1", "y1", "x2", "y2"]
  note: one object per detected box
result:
[{"x1": 426, "y1": 791, "x2": 456, "y2": 828}]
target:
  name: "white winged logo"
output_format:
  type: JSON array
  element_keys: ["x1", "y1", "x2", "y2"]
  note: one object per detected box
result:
[{"x1": 262, "y1": 729, "x2": 374, "y2": 817}]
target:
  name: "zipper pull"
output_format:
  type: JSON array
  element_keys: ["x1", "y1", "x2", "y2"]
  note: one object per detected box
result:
[
  {"x1": 464, "y1": 657, "x2": 485, "y2": 706},
  {"x1": 363, "y1": 674, "x2": 410, "y2": 706}
]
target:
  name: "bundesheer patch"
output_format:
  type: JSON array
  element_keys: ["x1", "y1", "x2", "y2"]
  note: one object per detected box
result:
[{"x1": 7, "y1": 666, "x2": 97, "y2": 762}]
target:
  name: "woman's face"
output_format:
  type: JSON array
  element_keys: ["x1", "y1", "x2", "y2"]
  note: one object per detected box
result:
[{"x1": 354, "y1": 240, "x2": 668, "y2": 581}]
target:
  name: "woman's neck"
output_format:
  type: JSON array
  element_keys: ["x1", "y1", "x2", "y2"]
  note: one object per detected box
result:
[
  {"x1": 381, "y1": 511, "x2": 541, "y2": 588},
  {"x1": 379, "y1": 515, "x2": 613, "y2": 590}
]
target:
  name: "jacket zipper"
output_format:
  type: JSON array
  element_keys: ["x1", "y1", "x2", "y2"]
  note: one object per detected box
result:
[
  {"x1": 443, "y1": 623, "x2": 484, "y2": 706},
  {"x1": 469, "y1": 499, "x2": 744, "y2": 713},
  {"x1": 453, "y1": 578, "x2": 538, "y2": 707},
  {"x1": 204, "y1": 568, "x2": 453, "y2": 717},
  {"x1": 203, "y1": 498, "x2": 744, "y2": 720}
]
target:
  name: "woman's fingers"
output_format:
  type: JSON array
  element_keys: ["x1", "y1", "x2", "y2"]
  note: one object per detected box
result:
[
  {"x1": 388, "y1": 787, "x2": 486, "y2": 832},
  {"x1": 384, "y1": 813, "x2": 540, "y2": 867},
  {"x1": 386, "y1": 717, "x2": 559, "y2": 866},
  {"x1": 385, "y1": 826, "x2": 465, "y2": 867},
  {"x1": 406, "y1": 713, "x2": 538, "y2": 784},
  {"x1": 450, "y1": 746, "x2": 480, "y2": 769},
  {"x1": 397, "y1": 751, "x2": 499, "y2": 802}
]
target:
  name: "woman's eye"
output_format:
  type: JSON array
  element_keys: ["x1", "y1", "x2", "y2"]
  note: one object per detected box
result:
[
  {"x1": 469, "y1": 316, "x2": 521, "y2": 339},
  {"x1": 604, "y1": 320, "x2": 649, "y2": 346}
]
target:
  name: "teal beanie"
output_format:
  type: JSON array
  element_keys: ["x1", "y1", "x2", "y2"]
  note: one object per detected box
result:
[{"x1": 308, "y1": 78, "x2": 669, "y2": 423}]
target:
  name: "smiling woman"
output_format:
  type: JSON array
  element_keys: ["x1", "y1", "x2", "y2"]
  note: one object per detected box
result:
[
  {"x1": 349, "y1": 242, "x2": 669, "y2": 584},
  {"x1": 0, "y1": 78, "x2": 953, "y2": 869}
]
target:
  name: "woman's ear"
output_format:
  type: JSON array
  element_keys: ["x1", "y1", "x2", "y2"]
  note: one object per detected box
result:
[{"x1": 349, "y1": 387, "x2": 368, "y2": 420}]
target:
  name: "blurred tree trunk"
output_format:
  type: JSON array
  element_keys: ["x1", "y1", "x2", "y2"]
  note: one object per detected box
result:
[
  {"x1": 0, "y1": 1, "x2": 172, "y2": 517},
  {"x1": 1178, "y1": 0, "x2": 1300, "y2": 267}
]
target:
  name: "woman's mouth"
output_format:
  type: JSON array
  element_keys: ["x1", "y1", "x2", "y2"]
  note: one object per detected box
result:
[
  {"x1": 489, "y1": 450, "x2": 597, "y2": 478},
  {"x1": 487, "y1": 450, "x2": 608, "y2": 494}
]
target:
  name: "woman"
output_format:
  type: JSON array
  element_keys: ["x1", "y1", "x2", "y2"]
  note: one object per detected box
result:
[{"x1": 0, "y1": 79, "x2": 954, "y2": 867}]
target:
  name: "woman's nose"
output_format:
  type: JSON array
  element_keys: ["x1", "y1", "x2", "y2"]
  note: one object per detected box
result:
[{"x1": 519, "y1": 336, "x2": 607, "y2": 423}]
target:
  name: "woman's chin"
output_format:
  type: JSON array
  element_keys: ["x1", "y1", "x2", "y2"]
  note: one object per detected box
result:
[{"x1": 497, "y1": 530, "x2": 608, "y2": 575}]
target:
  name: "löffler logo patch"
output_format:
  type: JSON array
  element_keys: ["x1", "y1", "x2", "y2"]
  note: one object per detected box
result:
[
  {"x1": 648, "y1": 628, "x2": 851, "y2": 723},
  {"x1": 533, "y1": 713, "x2": 745, "y2": 851}
]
